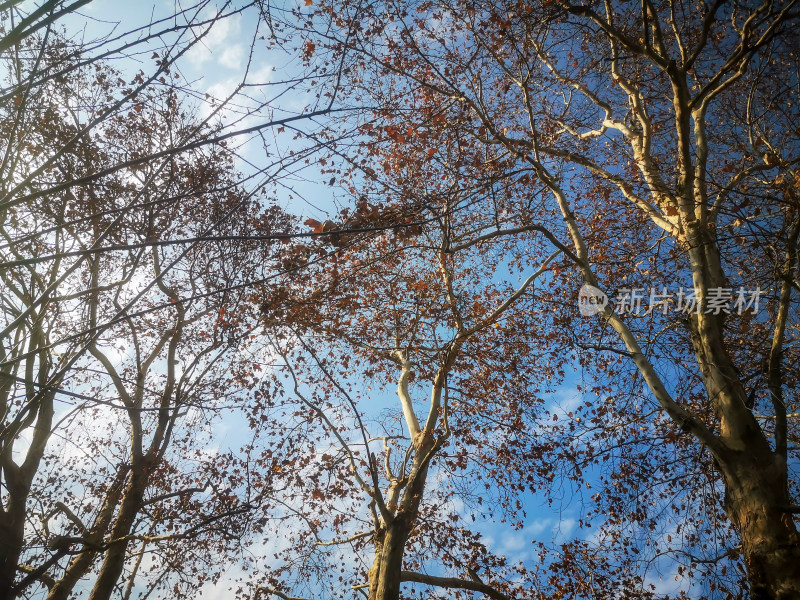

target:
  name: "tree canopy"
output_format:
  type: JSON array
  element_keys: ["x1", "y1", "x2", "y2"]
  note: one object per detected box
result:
[{"x1": 1, "y1": 1, "x2": 799, "y2": 600}]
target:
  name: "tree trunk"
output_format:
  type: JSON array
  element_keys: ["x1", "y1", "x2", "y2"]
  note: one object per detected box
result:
[
  {"x1": 0, "y1": 501, "x2": 25, "y2": 600},
  {"x1": 0, "y1": 387, "x2": 54, "y2": 600},
  {"x1": 46, "y1": 465, "x2": 130, "y2": 600},
  {"x1": 719, "y1": 450, "x2": 800, "y2": 600},
  {"x1": 367, "y1": 435, "x2": 435, "y2": 600},
  {"x1": 367, "y1": 517, "x2": 411, "y2": 600},
  {"x1": 86, "y1": 468, "x2": 149, "y2": 600},
  {"x1": 680, "y1": 223, "x2": 800, "y2": 597}
]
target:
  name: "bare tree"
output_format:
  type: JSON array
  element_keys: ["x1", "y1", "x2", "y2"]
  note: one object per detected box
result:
[
  {"x1": 256, "y1": 0, "x2": 800, "y2": 597},
  {"x1": 0, "y1": 3, "x2": 336, "y2": 597}
]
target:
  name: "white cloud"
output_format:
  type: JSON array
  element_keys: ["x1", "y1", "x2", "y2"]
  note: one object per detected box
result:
[
  {"x1": 185, "y1": 14, "x2": 242, "y2": 70},
  {"x1": 250, "y1": 63, "x2": 275, "y2": 85},
  {"x1": 219, "y1": 45, "x2": 245, "y2": 70}
]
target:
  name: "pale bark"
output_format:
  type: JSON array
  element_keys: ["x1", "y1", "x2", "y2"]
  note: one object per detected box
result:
[
  {"x1": 719, "y1": 449, "x2": 800, "y2": 600},
  {"x1": 363, "y1": 245, "x2": 555, "y2": 600},
  {"x1": 515, "y1": 6, "x2": 800, "y2": 596}
]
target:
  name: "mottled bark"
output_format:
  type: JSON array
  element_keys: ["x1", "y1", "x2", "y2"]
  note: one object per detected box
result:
[
  {"x1": 367, "y1": 518, "x2": 411, "y2": 600},
  {"x1": 368, "y1": 436, "x2": 433, "y2": 600},
  {"x1": 720, "y1": 451, "x2": 800, "y2": 600},
  {"x1": 685, "y1": 222, "x2": 800, "y2": 600}
]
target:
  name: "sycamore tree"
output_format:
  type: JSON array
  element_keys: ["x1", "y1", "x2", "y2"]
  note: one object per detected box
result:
[
  {"x1": 255, "y1": 194, "x2": 567, "y2": 600},
  {"x1": 261, "y1": 0, "x2": 800, "y2": 598},
  {"x1": 0, "y1": 3, "x2": 336, "y2": 598},
  {"x1": 4, "y1": 1, "x2": 799, "y2": 599},
  {"x1": 251, "y1": 171, "x2": 674, "y2": 600},
  {"x1": 0, "y1": 51, "x2": 281, "y2": 600}
]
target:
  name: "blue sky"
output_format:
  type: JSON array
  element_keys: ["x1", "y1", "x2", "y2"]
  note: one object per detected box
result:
[{"x1": 10, "y1": 1, "x2": 717, "y2": 597}]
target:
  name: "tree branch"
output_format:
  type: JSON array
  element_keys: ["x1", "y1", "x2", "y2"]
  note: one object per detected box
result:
[{"x1": 400, "y1": 571, "x2": 515, "y2": 600}]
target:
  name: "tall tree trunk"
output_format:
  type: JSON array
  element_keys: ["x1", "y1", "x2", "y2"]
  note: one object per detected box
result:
[
  {"x1": 684, "y1": 226, "x2": 800, "y2": 598},
  {"x1": 367, "y1": 437, "x2": 435, "y2": 600},
  {"x1": 719, "y1": 449, "x2": 800, "y2": 600},
  {"x1": 0, "y1": 384, "x2": 54, "y2": 600},
  {"x1": 46, "y1": 465, "x2": 130, "y2": 600},
  {"x1": 86, "y1": 468, "x2": 149, "y2": 600},
  {"x1": 367, "y1": 517, "x2": 411, "y2": 600},
  {"x1": 0, "y1": 498, "x2": 25, "y2": 600}
]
